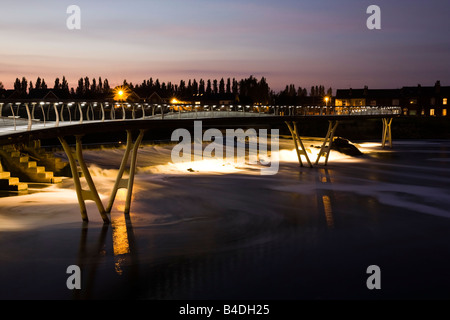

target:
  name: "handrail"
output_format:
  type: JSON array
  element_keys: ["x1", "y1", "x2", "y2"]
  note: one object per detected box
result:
[{"x1": 0, "y1": 101, "x2": 402, "y2": 133}]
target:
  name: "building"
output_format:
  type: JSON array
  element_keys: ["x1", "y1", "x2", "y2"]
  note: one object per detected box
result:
[
  {"x1": 335, "y1": 81, "x2": 449, "y2": 116},
  {"x1": 401, "y1": 82, "x2": 449, "y2": 116},
  {"x1": 335, "y1": 87, "x2": 401, "y2": 108}
]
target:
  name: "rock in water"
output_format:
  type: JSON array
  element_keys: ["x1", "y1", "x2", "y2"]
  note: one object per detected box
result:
[{"x1": 331, "y1": 137, "x2": 363, "y2": 156}]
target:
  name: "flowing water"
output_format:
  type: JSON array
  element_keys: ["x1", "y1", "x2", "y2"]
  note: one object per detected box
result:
[{"x1": 0, "y1": 139, "x2": 449, "y2": 300}]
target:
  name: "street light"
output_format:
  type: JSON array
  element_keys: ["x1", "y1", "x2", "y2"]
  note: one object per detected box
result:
[{"x1": 113, "y1": 86, "x2": 130, "y2": 101}]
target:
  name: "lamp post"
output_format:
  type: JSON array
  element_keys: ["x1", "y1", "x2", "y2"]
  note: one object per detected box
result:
[
  {"x1": 324, "y1": 96, "x2": 330, "y2": 115},
  {"x1": 114, "y1": 86, "x2": 130, "y2": 120}
]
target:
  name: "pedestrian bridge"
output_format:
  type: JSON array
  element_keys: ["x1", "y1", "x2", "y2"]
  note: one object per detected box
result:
[{"x1": 0, "y1": 100, "x2": 401, "y2": 223}]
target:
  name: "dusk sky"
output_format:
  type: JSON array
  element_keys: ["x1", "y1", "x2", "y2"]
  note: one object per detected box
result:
[{"x1": 1, "y1": 0, "x2": 449, "y2": 92}]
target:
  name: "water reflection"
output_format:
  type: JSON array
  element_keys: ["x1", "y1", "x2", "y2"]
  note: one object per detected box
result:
[
  {"x1": 322, "y1": 195, "x2": 334, "y2": 228},
  {"x1": 72, "y1": 208, "x2": 138, "y2": 299},
  {"x1": 70, "y1": 195, "x2": 327, "y2": 299},
  {"x1": 317, "y1": 169, "x2": 336, "y2": 229},
  {"x1": 112, "y1": 215, "x2": 130, "y2": 275},
  {"x1": 74, "y1": 223, "x2": 109, "y2": 300}
]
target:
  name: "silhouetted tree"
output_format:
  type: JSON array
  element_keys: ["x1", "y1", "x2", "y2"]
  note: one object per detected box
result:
[
  {"x1": 232, "y1": 78, "x2": 238, "y2": 95},
  {"x1": 76, "y1": 78, "x2": 84, "y2": 96},
  {"x1": 103, "y1": 78, "x2": 110, "y2": 93},
  {"x1": 192, "y1": 79, "x2": 198, "y2": 95},
  {"x1": 84, "y1": 77, "x2": 90, "y2": 94},
  {"x1": 35, "y1": 77, "x2": 42, "y2": 90},
  {"x1": 213, "y1": 79, "x2": 218, "y2": 95},
  {"x1": 98, "y1": 77, "x2": 103, "y2": 93},
  {"x1": 206, "y1": 80, "x2": 212, "y2": 95},
  {"x1": 91, "y1": 78, "x2": 97, "y2": 93},
  {"x1": 14, "y1": 78, "x2": 21, "y2": 92},
  {"x1": 54, "y1": 78, "x2": 61, "y2": 90},
  {"x1": 199, "y1": 79, "x2": 205, "y2": 94},
  {"x1": 62, "y1": 76, "x2": 69, "y2": 92}
]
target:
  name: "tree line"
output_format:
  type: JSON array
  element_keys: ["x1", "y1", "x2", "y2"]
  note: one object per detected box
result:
[
  {"x1": 1, "y1": 76, "x2": 332, "y2": 105},
  {"x1": 274, "y1": 84, "x2": 333, "y2": 105}
]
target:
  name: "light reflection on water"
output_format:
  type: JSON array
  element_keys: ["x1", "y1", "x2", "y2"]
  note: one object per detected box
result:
[
  {"x1": 322, "y1": 195, "x2": 334, "y2": 229},
  {"x1": 112, "y1": 214, "x2": 130, "y2": 274}
]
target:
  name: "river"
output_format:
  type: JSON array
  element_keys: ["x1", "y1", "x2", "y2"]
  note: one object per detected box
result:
[{"x1": 0, "y1": 138, "x2": 449, "y2": 300}]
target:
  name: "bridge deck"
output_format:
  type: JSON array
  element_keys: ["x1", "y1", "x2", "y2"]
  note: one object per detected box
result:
[{"x1": 0, "y1": 114, "x2": 398, "y2": 145}]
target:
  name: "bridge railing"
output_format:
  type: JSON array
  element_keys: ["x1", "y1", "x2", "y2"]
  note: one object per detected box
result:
[{"x1": 0, "y1": 101, "x2": 402, "y2": 133}]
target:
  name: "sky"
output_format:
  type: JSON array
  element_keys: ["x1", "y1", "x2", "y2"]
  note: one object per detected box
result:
[{"x1": 0, "y1": 0, "x2": 449, "y2": 92}]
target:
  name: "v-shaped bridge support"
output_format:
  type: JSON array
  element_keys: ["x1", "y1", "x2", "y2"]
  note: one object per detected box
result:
[
  {"x1": 286, "y1": 120, "x2": 339, "y2": 168},
  {"x1": 315, "y1": 120, "x2": 339, "y2": 166},
  {"x1": 381, "y1": 118, "x2": 393, "y2": 149},
  {"x1": 58, "y1": 129, "x2": 146, "y2": 223},
  {"x1": 285, "y1": 121, "x2": 313, "y2": 168},
  {"x1": 287, "y1": 117, "x2": 394, "y2": 168}
]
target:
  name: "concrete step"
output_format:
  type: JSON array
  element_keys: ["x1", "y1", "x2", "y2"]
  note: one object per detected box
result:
[
  {"x1": 8, "y1": 177, "x2": 20, "y2": 185},
  {"x1": 20, "y1": 161, "x2": 37, "y2": 169},
  {"x1": 52, "y1": 176, "x2": 63, "y2": 183},
  {"x1": 16, "y1": 183, "x2": 28, "y2": 191},
  {"x1": 19, "y1": 156, "x2": 30, "y2": 163},
  {"x1": 9, "y1": 151, "x2": 21, "y2": 158},
  {"x1": 33, "y1": 171, "x2": 63, "y2": 184},
  {"x1": 37, "y1": 172, "x2": 54, "y2": 180},
  {"x1": 0, "y1": 177, "x2": 28, "y2": 191},
  {"x1": 0, "y1": 172, "x2": 11, "y2": 179},
  {"x1": 26, "y1": 166, "x2": 46, "y2": 174},
  {"x1": 1, "y1": 144, "x2": 65, "y2": 184}
]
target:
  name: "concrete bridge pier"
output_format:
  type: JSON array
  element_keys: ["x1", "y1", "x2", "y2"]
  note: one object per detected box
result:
[
  {"x1": 106, "y1": 129, "x2": 146, "y2": 215},
  {"x1": 285, "y1": 120, "x2": 339, "y2": 168},
  {"x1": 315, "y1": 120, "x2": 339, "y2": 166},
  {"x1": 287, "y1": 117, "x2": 394, "y2": 167},
  {"x1": 57, "y1": 129, "x2": 146, "y2": 223},
  {"x1": 285, "y1": 121, "x2": 313, "y2": 168},
  {"x1": 382, "y1": 118, "x2": 393, "y2": 148}
]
